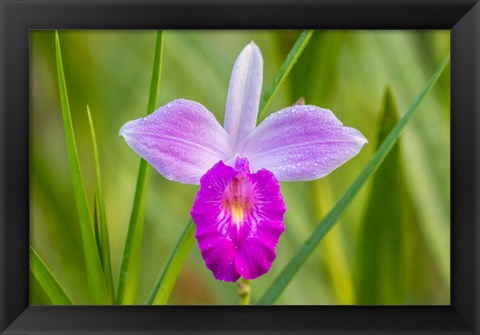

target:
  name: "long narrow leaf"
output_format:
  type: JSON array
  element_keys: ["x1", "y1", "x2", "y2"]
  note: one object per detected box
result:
[
  {"x1": 292, "y1": 31, "x2": 352, "y2": 304},
  {"x1": 258, "y1": 30, "x2": 314, "y2": 118},
  {"x1": 55, "y1": 31, "x2": 110, "y2": 304},
  {"x1": 30, "y1": 246, "x2": 74, "y2": 305},
  {"x1": 258, "y1": 53, "x2": 450, "y2": 305},
  {"x1": 290, "y1": 31, "x2": 345, "y2": 107},
  {"x1": 87, "y1": 105, "x2": 114, "y2": 299},
  {"x1": 312, "y1": 180, "x2": 354, "y2": 304},
  {"x1": 357, "y1": 33, "x2": 450, "y2": 286},
  {"x1": 93, "y1": 194, "x2": 103, "y2": 264},
  {"x1": 146, "y1": 219, "x2": 195, "y2": 305},
  {"x1": 356, "y1": 87, "x2": 404, "y2": 304},
  {"x1": 116, "y1": 31, "x2": 164, "y2": 304}
]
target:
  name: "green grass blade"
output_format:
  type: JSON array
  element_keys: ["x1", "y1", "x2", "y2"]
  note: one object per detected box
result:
[
  {"x1": 93, "y1": 194, "x2": 103, "y2": 264},
  {"x1": 289, "y1": 32, "x2": 352, "y2": 304},
  {"x1": 258, "y1": 53, "x2": 450, "y2": 305},
  {"x1": 147, "y1": 31, "x2": 164, "y2": 113},
  {"x1": 30, "y1": 246, "x2": 75, "y2": 305},
  {"x1": 116, "y1": 31, "x2": 164, "y2": 304},
  {"x1": 311, "y1": 179, "x2": 354, "y2": 304},
  {"x1": 258, "y1": 30, "x2": 314, "y2": 119},
  {"x1": 355, "y1": 87, "x2": 404, "y2": 304},
  {"x1": 55, "y1": 31, "x2": 110, "y2": 304},
  {"x1": 87, "y1": 105, "x2": 114, "y2": 300},
  {"x1": 290, "y1": 31, "x2": 345, "y2": 107},
  {"x1": 146, "y1": 219, "x2": 196, "y2": 305}
]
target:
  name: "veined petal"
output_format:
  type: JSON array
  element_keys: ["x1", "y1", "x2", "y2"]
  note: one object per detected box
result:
[
  {"x1": 224, "y1": 42, "x2": 263, "y2": 150},
  {"x1": 240, "y1": 105, "x2": 368, "y2": 182},
  {"x1": 235, "y1": 169, "x2": 285, "y2": 279},
  {"x1": 235, "y1": 238, "x2": 277, "y2": 280},
  {"x1": 199, "y1": 237, "x2": 240, "y2": 282},
  {"x1": 120, "y1": 99, "x2": 233, "y2": 185},
  {"x1": 190, "y1": 157, "x2": 285, "y2": 282}
]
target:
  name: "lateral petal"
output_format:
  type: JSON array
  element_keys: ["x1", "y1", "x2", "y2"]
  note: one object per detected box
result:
[
  {"x1": 240, "y1": 105, "x2": 368, "y2": 182},
  {"x1": 120, "y1": 99, "x2": 233, "y2": 185},
  {"x1": 224, "y1": 42, "x2": 263, "y2": 149}
]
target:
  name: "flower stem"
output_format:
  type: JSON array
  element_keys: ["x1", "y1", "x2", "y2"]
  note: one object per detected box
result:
[{"x1": 237, "y1": 278, "x2": 251, "y2": 305}]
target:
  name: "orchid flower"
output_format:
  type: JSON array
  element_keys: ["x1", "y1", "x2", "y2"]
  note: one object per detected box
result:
[{"x1": 120, "y1": 42, "x2": 367, "y2": 282}]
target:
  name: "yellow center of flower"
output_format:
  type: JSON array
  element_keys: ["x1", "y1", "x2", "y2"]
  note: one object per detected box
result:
[
  {"x1": 231, "y1": 203, "x2": 245, "y2": 225},
  {"x1": 223, "y1": 172, "x2": 254, "y2": 226}
]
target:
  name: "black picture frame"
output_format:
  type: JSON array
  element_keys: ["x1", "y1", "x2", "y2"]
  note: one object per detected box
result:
[{"x1": 1, "y1": 0, "x2": 479, "y2": 334}]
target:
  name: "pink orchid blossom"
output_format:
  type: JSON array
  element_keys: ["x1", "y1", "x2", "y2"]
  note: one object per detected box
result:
[{"x1": 120, "y1": 42, "x2": 367, "y2": 282}]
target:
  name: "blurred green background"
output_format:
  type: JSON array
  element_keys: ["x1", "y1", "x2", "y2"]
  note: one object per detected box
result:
[{"x1": 30, "y1": 30, "x2": 450, "y2": 305}]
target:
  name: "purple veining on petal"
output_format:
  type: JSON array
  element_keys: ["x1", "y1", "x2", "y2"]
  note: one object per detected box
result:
[
  {"x1": 235, "y1": 238, "x2": 277, "y2": 280},
  {"x1": 120, "y1": 99, "x2": 233, "y2": 185},
  {"x1": 190, "y1": 157, "x2": 286, "y2": 282},
  {"x1": 239, "y1": 105, "x2": 368, "y2": 182}
]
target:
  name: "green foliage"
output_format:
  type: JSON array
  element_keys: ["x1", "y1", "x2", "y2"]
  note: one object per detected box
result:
[
  {"x1": 30, "y1": 246, "x2": 74, "y2": 305},
  {"x1": 290, "y1": 31, "x2": 345, "y2": 106},
  {"x1": 288, "y1": 31, "x2": 353, "y2": 304},
  {"x1": 88, "y1": 105, "x2": 115, "y2": 299},
  {"x1": 258, "y1": 30, "x2": 313, "y2": 118},
  {"x1": 116, "y1": 31, "x2": 164, "y2": 304},
  {"x1": 355, "y1": 87, "x2": 404, "y2": 304},
  {"x1": 146, "y1": 220, "x2": 196, "y2": 305},
  {"x1": 54, "y1": 31, "x2": 110, "y2": 304},
  {"x1": 31, "y1": 30, "x2": 451, "y2": 305},
  {"x1": 258, "y1": 55, "x2": 450, "y2": 305}
]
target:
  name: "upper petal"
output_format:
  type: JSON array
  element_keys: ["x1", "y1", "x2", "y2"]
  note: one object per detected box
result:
[
  {"x1": 240, "y1": 105, "x2": 368, "y2": 182},
  {"x1": 120, "y1": 99, "x2": 233, "y2": 185},
  {"x1": 224, "y1": 42, "x2": 263, "y2": 150}
]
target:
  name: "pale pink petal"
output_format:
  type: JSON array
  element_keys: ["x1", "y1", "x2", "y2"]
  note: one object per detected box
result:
[
  {"x1": 240, "y1": 105, "x2": 368, "y2": 182},
  {"x1": 224, "y1": 42, "x2": 263, "y2": 149},
  {"x1": 120, "y1": 99, "x2": 233, "y2": 185}
]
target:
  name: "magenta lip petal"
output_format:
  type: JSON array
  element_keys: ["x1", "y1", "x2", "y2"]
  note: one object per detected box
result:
[
  {"x1": 190, "y1": 158, "x2": 286, "y2": 282},
  {"x1": 235, "y1": 238, "x2": 278, "y2": 280},
  {"x1": 119, "y1": 99, "x2": 233, "y2": 185},
  {"x1": 240, "y1": 105, "x2": 368, "y2": 182},
  {"x1": 197, "y1": 237, "x2": 241, "y2": 282}
]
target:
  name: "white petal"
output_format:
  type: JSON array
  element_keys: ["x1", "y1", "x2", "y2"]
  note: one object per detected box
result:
[{"x1": 224, "y1": 42, "x2": 263, "y2": 150}]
